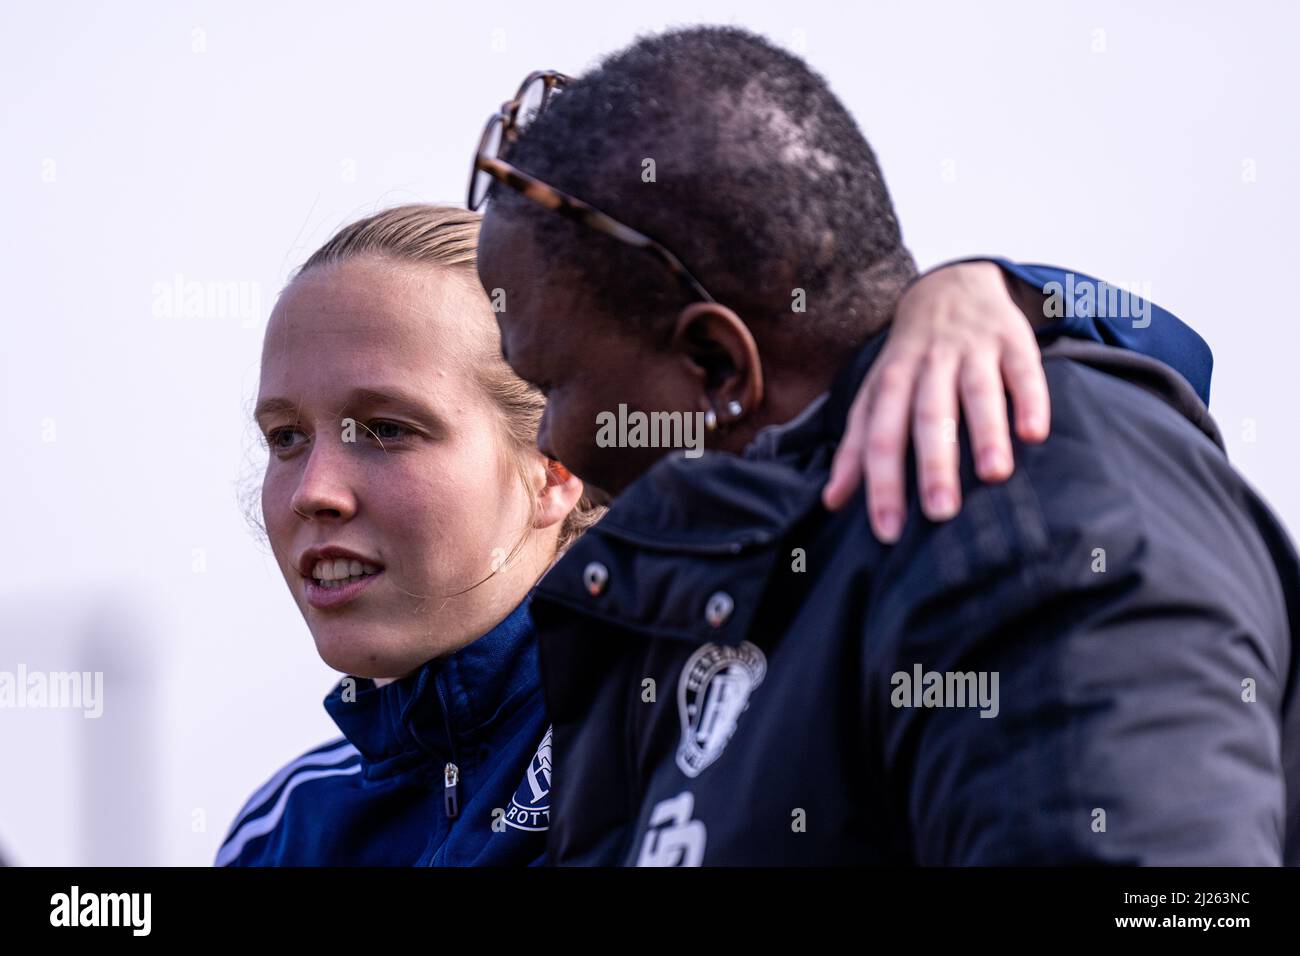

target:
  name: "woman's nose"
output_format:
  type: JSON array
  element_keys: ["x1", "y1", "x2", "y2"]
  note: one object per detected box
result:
[{"x1": 288, "y1": 437, "x2": 358, "y2": 521}]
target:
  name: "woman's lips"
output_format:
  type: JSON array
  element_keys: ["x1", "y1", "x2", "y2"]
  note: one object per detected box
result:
[{"x1": 304, "y1": 569, "x2": 383, "y2": 610}]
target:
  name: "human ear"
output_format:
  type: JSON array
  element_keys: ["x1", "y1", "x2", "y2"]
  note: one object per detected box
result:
[
  {"x1": 670, "y1": 302, "x2": 764, "y2": 427},
  {"x1": 531, "y1": 457, "x2": 585, "y2": 531}
]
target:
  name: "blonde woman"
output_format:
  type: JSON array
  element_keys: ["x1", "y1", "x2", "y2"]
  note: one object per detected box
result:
[{"x1": 218, "y1": 205, "x2": 594, "y2": 865}]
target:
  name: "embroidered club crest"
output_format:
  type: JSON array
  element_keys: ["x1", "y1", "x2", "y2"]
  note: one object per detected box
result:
[
  {"x1": 676, "y1": 641, "x2": 767, "y2": 778},
  {"x1": 504, "y1": 726, "x2": 552, "y2": 832}
]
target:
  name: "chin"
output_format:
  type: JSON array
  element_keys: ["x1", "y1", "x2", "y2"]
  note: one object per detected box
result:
[{"x1": 311, "y1": 628, "x2": 427, "y2": 680}]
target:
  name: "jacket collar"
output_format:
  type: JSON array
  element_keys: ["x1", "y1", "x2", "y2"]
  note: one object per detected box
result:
[{"x1": 322, "y1": 596, "x2": 539, "y2": 768}]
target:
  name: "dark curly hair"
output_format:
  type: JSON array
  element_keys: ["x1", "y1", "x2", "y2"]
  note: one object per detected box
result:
[{"x1": 495, "y1": 25, "x2": 917, "y2": 356}]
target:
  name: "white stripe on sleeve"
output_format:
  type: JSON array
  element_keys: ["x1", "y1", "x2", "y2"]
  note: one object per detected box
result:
[
  {"x1": 216, "y1": 763, "x2": 362, "y2": 866},
  {"x1": 226, "y1": 739, "x2": 359, "y2": 833}
]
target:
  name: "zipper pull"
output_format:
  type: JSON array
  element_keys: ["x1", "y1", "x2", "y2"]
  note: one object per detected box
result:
[{"x1": 443, "y1": 762, "x2": 460, "y2": 819}]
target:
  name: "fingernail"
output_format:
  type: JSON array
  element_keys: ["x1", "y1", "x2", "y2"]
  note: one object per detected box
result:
[
  {"x1": 979, "y1": 449, "x2": 1007, "y2": 475},
  {"x1": 876, "y1": 509, "x2": 901, "y2": 541},
  {"x1": 926, "y1": 488, "x2": 956, "y2": 519}
]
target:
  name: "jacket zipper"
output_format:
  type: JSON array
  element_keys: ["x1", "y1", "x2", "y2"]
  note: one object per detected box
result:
[{"x1": 434, "y1": 674, "x2": 461, "y2": 820}]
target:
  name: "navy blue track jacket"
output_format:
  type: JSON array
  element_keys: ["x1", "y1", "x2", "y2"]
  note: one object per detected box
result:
[{"x1": 216, "y1": 598, "x2": 553, "y2": 866}]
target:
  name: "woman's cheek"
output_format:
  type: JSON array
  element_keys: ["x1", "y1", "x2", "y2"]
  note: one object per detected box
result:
[
  {"x1": 379, "y1": 457, "x2": 471, "y2": 560},
  {"x1": 383, "y1": 434, "x2": 523, "y2": 580},
  {"x1": 261, "y1": 468, "x2": 295, "y2": 558}
]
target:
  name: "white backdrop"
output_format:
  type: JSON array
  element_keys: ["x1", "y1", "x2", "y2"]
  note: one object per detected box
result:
[{"x1": 2, "y1": 0, "x2": 1297, "y2": 865}]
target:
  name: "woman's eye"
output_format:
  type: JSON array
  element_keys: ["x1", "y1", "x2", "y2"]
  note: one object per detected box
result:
[
  {"x1": 266, "y1": 426, "x2": 306, "y2": 450},
  {"x1": 369, "y1": 420, "x2": 414, "y2": 442}
]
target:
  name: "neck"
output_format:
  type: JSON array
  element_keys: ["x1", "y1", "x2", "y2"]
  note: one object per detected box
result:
[{"x1": 714, "y1": 370, "x2": 831, "y2": 455}]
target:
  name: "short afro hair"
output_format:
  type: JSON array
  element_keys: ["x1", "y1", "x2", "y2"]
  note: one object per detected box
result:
[{"x1": 493, "y1": 25, "x2": 916, "y2": 356}]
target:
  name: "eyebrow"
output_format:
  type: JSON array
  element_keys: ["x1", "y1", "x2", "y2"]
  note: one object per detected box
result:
[
  {"x1": 253, "y1": 387, "x2": 440, "y2": 426},
  {"x1": 253, "y1": 396, "x2": 299, "y2": 424}
]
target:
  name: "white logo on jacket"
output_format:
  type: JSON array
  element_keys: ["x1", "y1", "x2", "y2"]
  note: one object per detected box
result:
[
  {"x1": 636, "y1": 791, "x2": 706, "y2": 866},
  {"x1": 676, "y1": 641, "x2": 767, "y2": 778},
  {"x1": 504, "y1": 726, "x2": 552, "y2": 832}
]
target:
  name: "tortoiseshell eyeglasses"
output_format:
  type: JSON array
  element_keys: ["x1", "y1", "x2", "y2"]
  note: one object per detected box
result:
[{"x1": 467, "y1": 69, "x2": 716, "y2": 304}]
